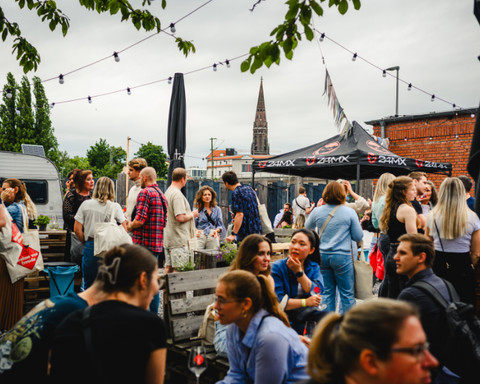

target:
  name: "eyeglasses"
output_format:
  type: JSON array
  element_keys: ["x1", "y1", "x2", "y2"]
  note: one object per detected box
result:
[
  {"x1": 214, "y1": 296, "x2": 240, "y2": 307},
  {"x1": 390, "y1": 341, "x2": 430, "y2": 363}
]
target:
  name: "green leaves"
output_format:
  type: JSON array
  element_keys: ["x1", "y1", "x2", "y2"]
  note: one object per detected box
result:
[{"x1": 176, "y1": 38, "x2": 196, "y2": 57}]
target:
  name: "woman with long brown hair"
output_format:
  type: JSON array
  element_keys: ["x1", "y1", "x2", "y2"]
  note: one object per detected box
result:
[
  {"x1": 194, "y1": 185, "x2": 226, "y2": 249},
  {"x1": 215, "y1": 270, "x2": 309, "y2": 383},
  {"x1": 0, "y1": 178, "x2": 28, "y2": 330},
  {"x1": 380, "y1": 176, "x2": 419, "y2": 299},
  {"x1": 419, "y1": 180, "x2": 438, "y2": 217}
]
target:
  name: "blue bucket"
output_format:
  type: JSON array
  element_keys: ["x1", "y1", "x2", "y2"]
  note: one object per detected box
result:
[{"x1": 44, "y1": 265, "x2": 79, "y2": 297}]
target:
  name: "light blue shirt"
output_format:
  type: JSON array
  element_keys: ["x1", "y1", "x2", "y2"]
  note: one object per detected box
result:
[
  {"x1": 371, "y1": 195, "x2": 386, "y2": 230},
  {"x1": 217, "y1": 308, "x2": 309, "y2": 384},
  {"x1": 195, "y1": 206, "x2": 226, "y2": 240},
  {"x1": 305, "y1": 204, "x2": 363, "y2": 256}
]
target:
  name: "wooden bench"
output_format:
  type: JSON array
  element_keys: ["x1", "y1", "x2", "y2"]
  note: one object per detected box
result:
[
  {"x1": 163, "y1": 267, "x2": 230, "y2": 383},
  {"x1": 274, "y1": 228, "x2": 295, "y2": 243},
  {"x1": 271, "y1": 243, "x2": 290, "y2": 263}
]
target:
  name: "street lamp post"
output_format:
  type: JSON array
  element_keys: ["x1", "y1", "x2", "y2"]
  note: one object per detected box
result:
[{"x1": 386, "y1": 66, "x2": 400, "y2": 117}]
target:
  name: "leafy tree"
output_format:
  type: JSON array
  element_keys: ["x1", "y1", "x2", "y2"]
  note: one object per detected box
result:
[
  {"x1": 134, "y1": 142, "x2": 168, "y2": 179},
  {"x1": 0, "y1": 0, "x2": 195, "y2": 74},
  {"x1": 55, "y1": 151, "x2": 91, "y2": 179},
  {"x1": 0, "y1": 72, "x2": 59, "y2": 161},
  {"x1": 242, "y1": 0, "x2": 361, "y2": 73},
  {"x1": 86, "y1": 139, "x2": 126, "y2": 178}
]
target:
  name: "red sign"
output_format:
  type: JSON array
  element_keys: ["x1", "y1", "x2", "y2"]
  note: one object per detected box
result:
[
  {"x1": 194, "y1": 354, "x2": 205, "y2": 366},
  {"x1": 17, "y1": 246, "x2": 39, "y2": 270},
  {"x1": 415, "y1": 159, "x2": 424, "y2": 167},
  {"x1": 258, "y1": 161, "x2": 267, "y2": 168},
  {"x1": 306, "y1": 157, "x2": 316, "y2": 166},
  {"x1": 367, "y1": 153, "x2": 377, "y2": 164}
]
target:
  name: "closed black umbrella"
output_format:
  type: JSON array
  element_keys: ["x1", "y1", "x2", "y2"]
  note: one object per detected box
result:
[
  {"x1": 468, "y1": 102, "x2": 480, "y2": 214},
  {"x1": 166, "y1": 73, "x2": 187, "y2": 195}
]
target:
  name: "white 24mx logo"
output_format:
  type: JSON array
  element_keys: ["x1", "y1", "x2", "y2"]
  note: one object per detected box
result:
[{"x1": 378, "y1": 156, "x2": 406, "y2": 166}]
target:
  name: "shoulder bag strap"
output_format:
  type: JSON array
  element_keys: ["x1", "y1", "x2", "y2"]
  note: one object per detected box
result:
[
  {"x1": 294, "y1": 198, "x2": 305, "y2": 211},
  {"x1": 103, "y1": 201, "x2": 112, "y2": 222},
  {"x1": 19, "y1": 204, "x2": 30, "y2": 233},
  {"x1": 109, "y1": 202, "x2": 118, "y2": 224},
  {"x1": 151, "y1": 185, "x2": 167, "y2": 220},
  {"x1": 204, "y1": 210, "x2": 216, "y2": 227},
  {"x1": 318, "y1": 205, "x2": 341, "y2": 241},
  {"x1": 433, "y1": 218, "x2": 445, "y2": 252},
  {"x1": 410, "y1": 280, "x2": 450, "y2": 309},
  {"x1": 82, "y1": 306, "x2": 111, "y2": 382}
]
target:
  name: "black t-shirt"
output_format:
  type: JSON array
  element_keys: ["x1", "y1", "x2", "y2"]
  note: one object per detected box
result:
[
  {"x1": 49, "y1": 300, "x2": 167, "y2": 384},
  {"x1": 411, "y1": 199, "x2": 425, "y2": 234}
]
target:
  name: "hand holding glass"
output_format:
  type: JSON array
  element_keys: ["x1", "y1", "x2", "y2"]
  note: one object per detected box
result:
[
  {"x1": 189, "y1": 346, "x2": 207, "y2": 384},
  {"x1": 311, "y1": 286, "x2": 327, "y2": 311}
]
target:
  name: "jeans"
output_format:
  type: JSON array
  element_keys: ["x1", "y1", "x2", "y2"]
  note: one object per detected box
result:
[
  {"x1": 82, "y1": 240, "x2": 103, "y2": 289},
  {"x1": 149, "y1": 252, "x2": 161, "y2": 315},
  {"x1": 321, "y1": 253, "x2": 355, "y2": 313}
]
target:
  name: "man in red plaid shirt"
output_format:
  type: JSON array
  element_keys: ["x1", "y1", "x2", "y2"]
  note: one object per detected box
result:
[{"x1": 127, "y1": 167, "x2": 167, "y2": 314}]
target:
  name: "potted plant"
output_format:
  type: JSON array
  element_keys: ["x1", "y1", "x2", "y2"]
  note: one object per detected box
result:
[
  {"x1": 217, "y1": 242, "x2": 238, "y2": 267},
  {"x1": 34, "y1": 215, "x2": 50, "y2": 231}
]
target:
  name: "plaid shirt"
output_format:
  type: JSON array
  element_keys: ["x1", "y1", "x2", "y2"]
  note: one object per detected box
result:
[{"x1": 132, "y1": 184, "x2": 167, "y2": 252}]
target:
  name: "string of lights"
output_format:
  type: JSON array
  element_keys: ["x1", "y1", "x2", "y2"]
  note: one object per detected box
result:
[{"x1": 312, "y1": 28, "x2": 477, "y2": 116}]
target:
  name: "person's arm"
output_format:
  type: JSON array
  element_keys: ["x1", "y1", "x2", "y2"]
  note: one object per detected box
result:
[
  {"x1": 267, "y1": 275, "x2": 275, "y2": 292},
  {"x1": 0, "y1": 203, "x2": 7, "y2": 228},
  {"x1": 217, "y1": 329, "x2": 249, "y2": 384},
  {"x1": 304, "y1": 210, "x2": 317, "y2": 230},
  {"x1": 214, "y1": 206, "x2": 227, "y2": 239},
  {"x1": 254, "y1": 333, "x2": 292, "y2": 384},
  {"x1": 176, "y1": 211, "x2": 199, "y2": 223},
  {"x1": 74, "y1": 220, "x2": 85, "y2": 245},
  {"x1": 62, "y1": 192, "x2": 76, "y2": 224},
  {"x1": 350, "y1": 213, "x2": 364, "y2": 242},
  {"x1": 470, "y1": 229, "x2": 480, "y2": 266},
  {"x1": 226, "y1": 212, "x2": 243, "y2": 242},
  {"x1": 284, "y1": 256, "x2": 321, "y2": 310},
  {"x1": 417, "y1": 213, "x2": 426, "y2": 229},
  {"x1": 398, "y1": 205, "x2": 418, "y2": 234},
  {"x1": 305, "y1": 203, "x2": 314, "y2": 215},
  {"x1": 145, "y1": 348, "x2": 166, "y2": 384}
]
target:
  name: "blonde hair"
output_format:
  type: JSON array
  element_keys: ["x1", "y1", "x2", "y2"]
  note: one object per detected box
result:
[
  {"x1": 194, "y1": 186, "x2": 217, "y2": 211},
  {"x1": 380, "y1": 176, "x2": 419, "y2": 233},
  {"x1": 293, "y1": 214, "x2": 305, "y2": 229},
  {"x1": 428, "y1": 177, "x2": 471, "y2": 239},
  {"x1": 373, "y1": 173, "x2": 395, "y2": 203},
  {"x1": 219, "y1": 270, "x2": 290, "y2": 327},
  {"x1": 308, "y1": 299, "x2": 418, "y2": 383},
  {"x1": 24, "y1": 193, "x2": 38, "y2": 221},
  {"x1": 128, "y1": 158, "x2": 148, "y2": 171},
  {"x1": 93, "y1": 177, "x2": 115, "y2": 204}
]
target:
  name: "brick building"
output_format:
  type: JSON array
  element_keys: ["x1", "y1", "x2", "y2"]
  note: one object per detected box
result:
[{"x1": 366, "y1": 108, "x2": 478, "y2": 189}]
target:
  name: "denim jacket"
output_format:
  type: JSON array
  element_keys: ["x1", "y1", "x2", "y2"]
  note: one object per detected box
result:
[{"x1": 271, "y1": 258, "x2": 324, "y2": 305}]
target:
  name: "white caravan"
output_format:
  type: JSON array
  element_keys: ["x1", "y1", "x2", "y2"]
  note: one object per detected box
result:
[{"x1": 0, "y1": 151, "x2": 64, "y2": 227}]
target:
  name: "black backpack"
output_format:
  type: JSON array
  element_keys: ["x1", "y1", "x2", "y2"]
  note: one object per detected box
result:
[{"x1": 411, "y1": 280, "x2": 480, "y2": 382}]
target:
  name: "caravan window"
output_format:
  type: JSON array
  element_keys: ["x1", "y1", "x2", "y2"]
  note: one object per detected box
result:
[{"x1": 23, "y1": 180, "x2": 48, "y2": 204}]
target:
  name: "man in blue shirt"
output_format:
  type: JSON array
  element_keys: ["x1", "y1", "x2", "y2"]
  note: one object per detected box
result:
[
  {"x1": 222, "y1": 171, "x2": 261, "y2": 243},
  {"x1": 395, "y1": 234, "x2": 452, "y2": 366},
  {"x1": 458, "y1": 175, "x2": 476, "y2": 213}
]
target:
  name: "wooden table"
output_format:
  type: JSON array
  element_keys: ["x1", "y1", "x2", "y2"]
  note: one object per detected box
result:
[
  {"x1": 271, "y1": 243, "x2": 290, "y2": 262},
  {"x1": 39, "y1": 230, "x2": 67, "y2": 261}
]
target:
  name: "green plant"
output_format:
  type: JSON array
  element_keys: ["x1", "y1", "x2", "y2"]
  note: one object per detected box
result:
[
  {"x1": 49, "y1": 223, "x2": 60, "y2": 230},
  {"x1": 282, "y1": 225, "x2": 292, "y2": 229},
  {"x1": 175, "y1": 259, "x2": 197, "y2": 272},
  {"x1": 34, "y1": 215, "x2": 50, "y2": 226},
  {"x1": 218, "y1": 242, "x2": 238, "y2": 265}
]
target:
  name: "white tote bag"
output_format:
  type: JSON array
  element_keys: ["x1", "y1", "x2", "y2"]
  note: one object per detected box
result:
[
  {"x1": 94, "y1": 201, "x2": 132, "y2": 257},
  {"x1": 256, "y1": 197, "x2": 273, "y2": 235},
  {"x1": 187, "y1": 219, "x2": 199, "y2": 251},
  {"x1": 0, "y1": 210, "x2": 23, "y2": 267},
  {"x1": 352, "y1": 246, "x2": 374, "y2": 300},
  {"x1": 6, "y1": 206, "x2": 44, "y2": 283}
]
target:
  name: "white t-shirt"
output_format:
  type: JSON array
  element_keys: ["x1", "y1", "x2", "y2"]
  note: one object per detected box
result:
[
  {"x1": 74, "y1": 200, "x2": 125, "y2": 242},
  {"x1": 426, "y1": 211, "x2": 480, "y2": 253},
  {"x1": 164, "y1": 186, "x2": 192, "y2": 249},
  {"x1": 292, "y1": 195, "x2": 311, "y2": 218},
  {"x1": 126, "y1": 180, "x2": 142, "y2": 221}
]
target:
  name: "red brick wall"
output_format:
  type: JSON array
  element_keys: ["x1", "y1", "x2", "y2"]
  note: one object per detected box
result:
[{"x1": 371, "y1": 114, "x2": 475, "y2": 192}]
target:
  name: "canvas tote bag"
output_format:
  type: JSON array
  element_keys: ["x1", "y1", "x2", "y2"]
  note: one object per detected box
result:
[
  {"x1": 7, "y1": 206, "x2": 44, "y2": 283},
  {"x1": 256, "y1": 197, "x2": 273, "y2": 235},
  {"x1": 352, "y1": 242, "x2": 374, "y2": 300},
  {"x1": 0, "y1": 209, "x2": 23, "y2": 267},
  {"x1": 187, "y1": 218, "x2": 199, "y2": 251},
  {"x1": 94, "y1": 201, "x2": 132, "y2": 257}
]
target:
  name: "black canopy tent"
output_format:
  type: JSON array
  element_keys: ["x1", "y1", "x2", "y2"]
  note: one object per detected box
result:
[{"x1": 252, "y1": 121, "x2": 452, "y2": 186}]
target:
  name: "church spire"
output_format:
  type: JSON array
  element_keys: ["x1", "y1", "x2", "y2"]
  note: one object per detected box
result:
[{"x1": 251, "y1": 78, "x2": 270, "y2": 155}]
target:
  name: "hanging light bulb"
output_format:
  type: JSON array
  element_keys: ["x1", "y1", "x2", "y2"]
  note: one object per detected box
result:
[
  {"x1": 6, "y1": 89, "x2": 12, "y2": 99},
  {"x1": 127, "y1": 88, "x2": 131, "y2": 95},
  {"x1": 319, "y1": 33, "x2": 325, "y2": 42},
  {"x1": 352, "y1": 53, "x2": 357, "y2": 61},
  {"x1": 168, "y1": 77, "x2": 172, "y2": 84},
  {"x1": 382, "y1": 70, "x2": 386, "y2": 78},
  {"x1": 170, "y1": 23, "x2": 176, "y2": 33},
  {"x1": 431, "y1": 94, "x2": 435, "y2": 102},
  {"x1": 408, "y1": 83, "x2": 412, "y2": 91},
  {"x1": 455, "y1": 134, "x2": 458, "y2": 138},
  {"x1": 429, "y1": 137, "x2": 433, "y2": 140},
  {"x1": 59, "y1": 74, "x2": 64, "y2": 84},
  {"x1": 113, "y1": 52, "x2": 120, "y2": 62},
  {"x1": 453, "y1": 104, "x2": 456, "y2": 108},
  {"x1": 88, "y1": 96, "x2": 92, "y2": 104},
  {"x1": 472, "y1": 113, "x2": 476, "y2": 118},
  {"x1": 226, "y1": 60, "x2": 231, "y2": 68},
  {"x1": 50, "y1": 102, "x2": 55, "y2": 109},
  {"x1": 404, "y1": 137, "x2": 407, "y2": 141},
  {"x1": 213, "y1": 64, "x2": 217, "y2": 72}
]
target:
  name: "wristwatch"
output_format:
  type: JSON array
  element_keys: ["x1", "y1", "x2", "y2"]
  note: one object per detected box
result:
[
  {"x1": 295, "y1": 271, "x2": 304, "y2": 278},
  {"x1": 231, "y1": 231, "x2": 237, "y2": 236}
]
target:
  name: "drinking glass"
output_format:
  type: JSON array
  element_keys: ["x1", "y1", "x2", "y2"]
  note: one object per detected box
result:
[
  {"x1": 304, "y1": 320, "x2": 316, "y2": 340},
  {"x1": 311, "y1": 287, "x2": 327, "y2": 311},
  {"x1": 188, "y1": 345, "x2": 207, "y2": 384}
]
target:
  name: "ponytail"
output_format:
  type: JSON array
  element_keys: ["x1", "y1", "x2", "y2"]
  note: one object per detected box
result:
[{"x1": 256, "y1": 275, "x2": 290, "y2": 327}]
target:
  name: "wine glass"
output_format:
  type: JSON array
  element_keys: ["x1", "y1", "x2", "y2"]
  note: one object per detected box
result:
[
  {"x1": 188, "y1": 345, "x2": 207, "y2": 384},
  {"x1": 311, "y1": 286, "x2": 327, "y2": 311},
  {"x1": 304, "y1": 320, "x2": 316, "y2": 341}
]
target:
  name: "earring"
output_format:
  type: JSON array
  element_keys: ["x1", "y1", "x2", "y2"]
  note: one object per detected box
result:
[{"x1": 242, "y1": 310, "x2": 247, "y2": 318}]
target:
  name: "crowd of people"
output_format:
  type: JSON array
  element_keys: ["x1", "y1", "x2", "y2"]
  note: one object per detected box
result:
[{"x1": 0, "y1": 162, "x2": 479, "y2": 384}]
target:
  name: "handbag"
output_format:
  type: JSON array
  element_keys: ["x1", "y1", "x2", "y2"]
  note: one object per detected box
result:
[
  {"x1": 256, "y1": 197, "x2": 273, "y2": 235},
  {"x1": 368, "y1": 243, "x2": 385, "y2": 280},
  {"x1": 351, "y1": 245, "x2": 374, "y2": 300},
  {"x1": 187, "y1": 218, "x2": 199, "y2": 251},
  {"x1": 6, "y1": 206, "x2": 44, "y2": 284},
  {"x1": 70, "y1": 231, "x2": 84, "y2": 265},
  {"x1": 94, "y1": 201, "x2": 132, "y2": 257},
  {"x1": 0, "y1": 209, "x2": 23, "y2": 267},
  {"x1": 198, "y1": 302, "x2": 216, "y2": 344}
]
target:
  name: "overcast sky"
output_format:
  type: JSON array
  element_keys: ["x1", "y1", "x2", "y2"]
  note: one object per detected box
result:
[{"x1": 1, "y1": 0, "x2": 479, "y2": 168}]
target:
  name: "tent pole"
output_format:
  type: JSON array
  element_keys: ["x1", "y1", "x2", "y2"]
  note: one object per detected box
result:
[
  {"x1": 252, "y1": 169, "x2": 255, "y2": 187},
  {"x1": 356, "y1": 162, "x2": 360, "y2": 194}
]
